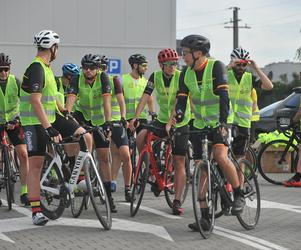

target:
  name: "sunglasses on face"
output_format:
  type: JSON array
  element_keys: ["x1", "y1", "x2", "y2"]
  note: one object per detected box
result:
[
  {"x1": 139, "y1": 63, "x2": 148, "y2": 68},
  {"x1": 163, "y1": 61, "x2": 178, "y2": 66},
  {"x1": 82, "y1": 65, "x2": 98, "y2": 71},
  {"x1": 236, "y1": 63, "x2": 248, "y2": 67},
  {"x1": 0, "y1": 67, "x2": 10, "y2": 73}
]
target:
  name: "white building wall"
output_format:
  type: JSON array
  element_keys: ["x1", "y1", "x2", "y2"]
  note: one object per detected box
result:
[
  {"x1": 0, "y1": 0, "x2": 176, "y2": 79},
  {"x1": 262, "y1": 61, "x2": 301, "y2": 83}
]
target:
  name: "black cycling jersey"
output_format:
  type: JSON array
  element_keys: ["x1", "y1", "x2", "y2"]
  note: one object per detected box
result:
[
  {"x1": 21, "y1": 62, "x2": 46, "y2": 94},
  {"x1": 143, "y1": 72, "x2": 173, "y2": 96},
  {"x1": 177, "y1": 60, "x2": 230, "y2": 123},
  {"x1": 0, "y1": 76, "x2": 20, "y2": 96},
  {"x1": 68, "y1": 72, "x2": 111, "y2": 95}
]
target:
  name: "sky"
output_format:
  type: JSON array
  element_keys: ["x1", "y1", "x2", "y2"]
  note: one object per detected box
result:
[{"x1": 176, "y1": 0, "x2": 301, "y2": 67}]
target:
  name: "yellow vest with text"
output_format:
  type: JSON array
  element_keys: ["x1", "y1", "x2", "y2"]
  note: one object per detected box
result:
[
  {"x1": 109, "y1": 75, "x2": 121, "y2": 121},
  {"x1": 76, "y1": 71, "x2": 105, "y2": 126},
  {"x1": 154, "y1": 70, "x2": 190, "y2": 127},
  {"x1": 122, "y1": 73, "x2": 147, "y2": 120},
  {"x1": 20, "y1": 57, "x2": 58, "y2": 126},
  {"x1": 228, "y1": 70, "x2": 253, "y2": 128},
  {"x1": 0, "y1": 75, "x2": 19, "y2": 123},
  {"x1": 185, "y1": 59, "x2": 231, "y2": 129}
]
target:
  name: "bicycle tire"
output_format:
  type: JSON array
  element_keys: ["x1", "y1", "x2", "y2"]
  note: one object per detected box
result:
[
  {"x1": 84, "y1": 157, "x2": 112, "y2": 230},
  {"x1": 130, "y1": 152, "x2": 149, "y2": 217},
  {"x1": 237, "y1": 159, "x2": 261, "y2": 230},
  {"x1": 164, "y1": 154, "x2": 190, "y2": 208},
  {"x1": 40, "y1": 153, "x2": 66, "y2": 220},
  {"x1": 257, "y1": 140, "x2": 298, "y2": 185},
  {"x1": 71, "y1": 191, "x2": 86, "y2": 218},
  {"x1": 192, "y1": 161, "x2": 215, "y2": 239},
  {"x1": 3, "y1": 147, "x2": 14, "y2": 210}
]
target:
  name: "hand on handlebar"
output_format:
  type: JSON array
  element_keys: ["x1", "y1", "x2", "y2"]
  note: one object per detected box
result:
[
  {"x1": 166, "y1": 118, "x2": 176, "y2": 136},
  {"x1": 129, "y1": 118, "x2": 139, "y2": 132},
  {"x1": 45, "y1": 126, "x2": 62, "y2": 143}
]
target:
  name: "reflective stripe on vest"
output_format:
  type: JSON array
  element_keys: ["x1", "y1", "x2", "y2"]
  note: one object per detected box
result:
[
  {"x1": 0, "y1": 74, "x2": 20, "y2": 123},
  {"x1": 75, "y1": 71, "x2": 105, "y2": 126},
  {"x1": 20, "y1": 57, "x2": 58, "y2": 126},
  {"x1": 122, "y1": 73, "x2": 147, "y2": 120},
  {"x1": 228, "y1": 70, "x2": 253, "y2": 128},
  {"x1": 154, "y1": 70, "x2": 190, "y2": 127},
  {"x1": 184, "y1": 59, "x2": 220, "y2": 129},
  {"x1": 109, "y1": 75, "x2": 121, "y2": 122}
]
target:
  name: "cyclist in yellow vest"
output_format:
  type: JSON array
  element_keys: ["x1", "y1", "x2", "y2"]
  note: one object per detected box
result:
[
  {"x1": 55, "y1": 63, "x2": 80, "y2": 107},
  {"x1": 0, "y1": 53, "x2": 29, "y2": 206},
  {"x1": 20, "y1": 30, "x2": 92, "y2": 226},
  {"x1": 175, "y1": 35, "x2": 245, "y2": 232},
  {"x1": 99, "y1": 55, "x2": 133, "y2": 202},
  {"x1": 284, "y1": 97, "x2": 301, "y2": 186},
  {"x1": 123, "y1": 54, "x2": 155, "y2": 141},
  {"x1": 227, "y1": 47, "x2": 273, "y2": 186},
  {"x1": 66, "y1": 54, "x2": 117, "y2": 212},
  {"x1": 129, "y1": 49, "x2": 190, "y2": 215}
]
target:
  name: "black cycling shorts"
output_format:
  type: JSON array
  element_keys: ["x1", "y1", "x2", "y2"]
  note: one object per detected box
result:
[
  {"x1": 190, "y1": 126, "x2": 227, "y2": 160},
  {"x1": 73, "y1": 111, "x2": 110, "y2": 149},
  {"x1": 232, "y1": 125, "x2": 250, "y2": 156},
  {"x1": 6, "y1": 126, "x2": 26, "y2": 146},
  {"x1": 111, "y1": 121, "x2": 129, "y2": 148},
  {"x1": 150, "y1": 120, "x2": 189, "y2": 156},
  {"x1": 24, "y1": 114, "x2": 81, "y2": 157}
]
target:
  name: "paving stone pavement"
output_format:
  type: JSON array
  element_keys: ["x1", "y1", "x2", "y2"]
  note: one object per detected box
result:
[{"x1": 1, "y1": 173, "x2": 301, "y2": 250}]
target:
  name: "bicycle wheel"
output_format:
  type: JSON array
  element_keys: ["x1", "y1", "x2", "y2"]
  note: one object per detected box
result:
[
  {"x1": 257, "y1": 140, "x2": 298, "y2": 185},
  {"x1": 3, "y1": 147, "x2": 14, "y2": 210},
  {"x1": 130, "y1": 151, "x2": 149, "y2": 217},
  {"x1": 84, "y1": 157, "x2": 112, "y2": 230},
  {"x1": 71, "y1": 190, "x2": 86, "y2": 218},
  {"x1": 237, "y1": 159, "x2": 261, "y2": 230},
  {"x1": 164, "y1": 154, "x2": 190, "y2": 208},
  {"x1": 40, "y1": 153, "x2": 66, "y2": 220},
  {"x1": 246, "y1": 145, "x2": 258, "y2": 173},
  {"x1": 192, "y1": 161, "x2": 215, "y2": 239}
]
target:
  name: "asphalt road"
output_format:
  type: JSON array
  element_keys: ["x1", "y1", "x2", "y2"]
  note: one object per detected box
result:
[{"x1": 0, "y1": 174, "x2": 301, "y2": 250}]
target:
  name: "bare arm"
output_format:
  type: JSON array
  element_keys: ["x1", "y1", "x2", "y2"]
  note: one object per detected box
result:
[
  {"x1": 248, "y1": 60, "x2": 273, "y2": 90},
  {"x1": 65, "y1": 94, "x2": 77, "y2": 113},
  {"x1": 103, "y1": 94, "x2": 112, "y2": 121},
  {"x1": 135, "y1": 93, "x2": 150, "y2": 119},
  {"x1": 116, "y1": 93, "x2": 126, "y2": 118},
  {"x1": 147, "y1": 95, "x2": 155, "y2": 113},
  {"x1": 30, "y1": 93, "x2": 52, "y2": 129}
]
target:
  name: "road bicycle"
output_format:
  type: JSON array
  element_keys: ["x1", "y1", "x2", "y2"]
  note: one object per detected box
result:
[
  {"x1": 257, "y1": 117, "x2": 300, "y2": 185},
  {"x1": 0, "y1": 124, "x2": 20, "y2": 210},
  {"x1": 181, "y1": 128, "x2": 260, "y2": 239},
  {"x1": 130, "y1": 123, "x2": 190, "y2": 216},
  {"x1": 40, "y1": 127, "x2": 112, "y2": 230}
]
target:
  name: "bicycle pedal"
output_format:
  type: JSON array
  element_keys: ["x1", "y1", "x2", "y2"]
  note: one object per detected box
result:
[{"x1": 59, "y1": 185, "x2": 71, "y2": 208}]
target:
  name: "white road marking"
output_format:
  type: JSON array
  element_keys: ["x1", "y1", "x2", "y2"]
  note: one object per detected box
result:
[
  {"x1": 0, "y1": 199, "x2": 174, "y2": 243},
  {"x1": 215, "y1": 226, "x2": 289, "y2": 250},
  {"x1": 119, "y1": 202, "x2": 182, "y2": 219}
]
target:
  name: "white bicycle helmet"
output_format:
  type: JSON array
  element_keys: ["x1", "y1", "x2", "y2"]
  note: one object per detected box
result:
[
  {"x1": 34, "y1": 30, "x2": 60, "y2": 49},
  {"x1": 230, "y1": 47, "x2": 250, "y2": 60}
]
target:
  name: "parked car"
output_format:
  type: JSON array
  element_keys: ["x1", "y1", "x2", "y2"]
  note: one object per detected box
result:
[{"x1": 255, "y1": 87, "x2": 301, "y2": 134}]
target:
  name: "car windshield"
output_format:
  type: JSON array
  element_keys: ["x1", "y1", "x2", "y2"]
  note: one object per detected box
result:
[
  {"x1": 260, "y1": 101, "x2": 281, "y2": 117},
  {"x1": 284, "y1": 93, "x2": 301, "y2": 108}
]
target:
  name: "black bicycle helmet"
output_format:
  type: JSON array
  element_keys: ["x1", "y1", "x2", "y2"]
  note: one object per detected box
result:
[
  {"x1": 180, "y1": 35, "x2": 210, "y2": 54},
  {"x1": 0, "y1": 53, "x2": 11, "y2": 66},
  {"x1": 100, "y1": 54, "x2": 109, "y2": 66},
  {"x1": 81, "y1": 54, "x2": 101, "y2": 67},
  {"x1": 128, "y1": 54, "x2": 147, "y2": 65}
]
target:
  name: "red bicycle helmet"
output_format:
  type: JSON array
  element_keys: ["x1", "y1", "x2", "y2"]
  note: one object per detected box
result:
[{"x1": 158, "y1": 49, "x2": 179, "y2": 63}]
